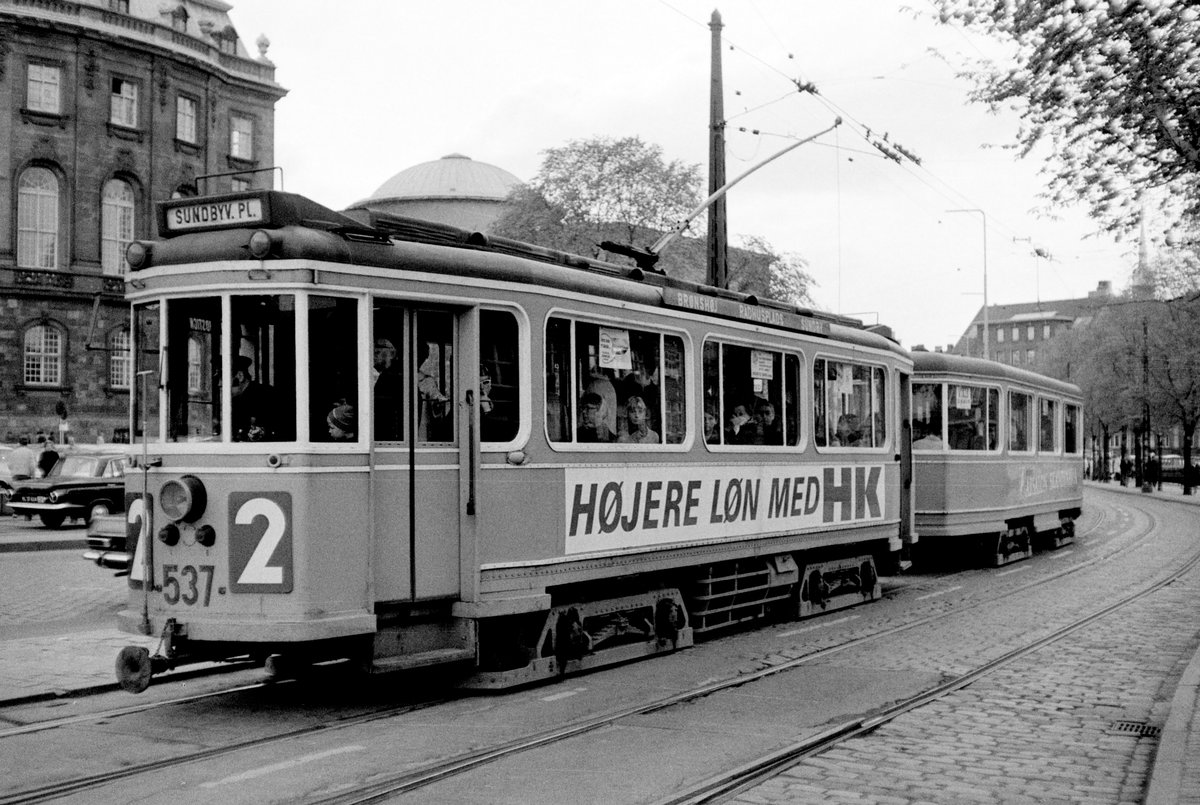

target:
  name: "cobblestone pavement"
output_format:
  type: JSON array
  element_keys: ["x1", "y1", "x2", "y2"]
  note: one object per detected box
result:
[{"x1": 731, "y1": 483, "x2": 1200, "y2": 805}]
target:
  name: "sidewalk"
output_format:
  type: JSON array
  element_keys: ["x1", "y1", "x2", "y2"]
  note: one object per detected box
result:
[{"x1": 1089, "y1": 480, "x2": 1200, "y2": 804}]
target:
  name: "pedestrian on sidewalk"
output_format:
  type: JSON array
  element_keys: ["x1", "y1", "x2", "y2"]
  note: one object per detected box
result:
[
  {"x1": 8, "y1": 436, "x2": 35, "y2": 481},
  {"x1": 36, "y1": 440, "x2": 59, "y2": 478}
]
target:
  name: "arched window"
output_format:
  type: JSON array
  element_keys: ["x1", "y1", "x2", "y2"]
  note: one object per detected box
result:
[
  {"x1": 24, "y1": 324, "x2": 63, "y2": 386},
  {"x1": 102, "y1": 179, "x2": 136, "y2": 276},
  {"x1": 17, "y1": 167, "x2": 59, "y2": 269},
  {"x1": 110, "y1": 328, "x2": 132, "y2": 389}
]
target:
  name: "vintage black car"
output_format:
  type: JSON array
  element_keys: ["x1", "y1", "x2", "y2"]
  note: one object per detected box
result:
[{"x1": 8, "y1": 453, "x2": 127, "y2": 528}]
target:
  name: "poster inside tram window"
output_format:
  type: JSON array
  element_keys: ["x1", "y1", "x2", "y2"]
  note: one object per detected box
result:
[
  {"x1": 598, "y1": 327, "x2": 631, "y2": 371},
  {"x1": 564, "y1": 463, "x2": 887, "y2": 554}
]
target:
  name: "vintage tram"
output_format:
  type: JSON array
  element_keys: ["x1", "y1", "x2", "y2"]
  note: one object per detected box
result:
[
  {"x1": 112, "y1": 190, "x2": 915, "y2": 692},
  {"x1": 910, "y1": 351, "x2": 1084, "y2": 566}
]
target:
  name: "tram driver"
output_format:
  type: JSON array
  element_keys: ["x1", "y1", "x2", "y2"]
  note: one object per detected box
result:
[{"x1": 232, "y1": 355, "x2": 273, "y2": 441}]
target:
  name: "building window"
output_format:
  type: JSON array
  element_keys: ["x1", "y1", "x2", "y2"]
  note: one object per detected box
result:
[
  {"x1": 231, "y1": 177, "x2": 252, "y2": 192},
  {"x1": 109, "y1": 0, "x2": 129, "y2": 12},
  {"x1": 176, "y1": 96, "x2": 197, "y2": 143},
  {"x1": 1043, "y1": 323, "x2": 1051, "y2": 339},
  {"x1": 1012, "y1": 350, "x2": 1021, "y2": 365},
  {"x1": 27, "y1": 63, "x2": 61, "y2": 114},
  {"x1": 1027, "y1": 324, "x2": 1035, "y2": 341},
  {"x1": 24, "y1": 324, "x2": 63, "y2": 386},
  {"x1": 1011, "y1": 326, "x2": 1020, "y2": 342},
  {"x1": 101, "y1": 179, "x2": 136, "y2": 276},
  {"x1": 17, "y1": 167, "x2": 59, "y2": 269},
  {"x1": 997, "y1": 328, "x2": 1005, "y2": 343},
  {"x1": 110, "y1": 77, "x2": 138, "y2": 128},
  {"x1": 110, "y1": 329, "x2": 132, "y2": 389},
  {"x1": 1027, "y1": 348, "x2": 1035, "y2": 364},
  {"x1": 230, "y1": 115, "x2": 254, "y2": 159}
]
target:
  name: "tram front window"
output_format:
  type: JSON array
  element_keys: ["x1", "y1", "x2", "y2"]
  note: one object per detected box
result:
[
  {"x1": 132, "y1": 302, "x2": 162, "y2": 443},
  {"x1": 231, "y1": 296, "x2": 296, "y2": 442},
  {"x1": 163, "y1": 298, "x2": 221, "y2": 442}
]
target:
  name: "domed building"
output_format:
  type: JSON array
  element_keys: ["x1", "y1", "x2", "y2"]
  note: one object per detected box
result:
[{"x1": 350, "y1": 154, "x2": 521, "y2": 233}]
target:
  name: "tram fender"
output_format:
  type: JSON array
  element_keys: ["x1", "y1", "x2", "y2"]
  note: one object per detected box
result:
[{"x1": 453, "y1": 593, "x2": 552, "y2": 619}]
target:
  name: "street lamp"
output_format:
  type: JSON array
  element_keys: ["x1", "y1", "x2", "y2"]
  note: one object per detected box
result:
[{"x1": 947, "y1": 209, "x2": 989, "y2": 360}]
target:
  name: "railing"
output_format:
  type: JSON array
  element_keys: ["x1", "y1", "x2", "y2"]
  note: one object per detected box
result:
[{"x1": 2, "y1": 0, "x2": 279, "y2": 87}]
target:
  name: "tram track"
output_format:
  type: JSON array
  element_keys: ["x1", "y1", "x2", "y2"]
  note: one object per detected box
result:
[{"x1": 0, "y1": 490, "x2": 1165, "y2": 805}]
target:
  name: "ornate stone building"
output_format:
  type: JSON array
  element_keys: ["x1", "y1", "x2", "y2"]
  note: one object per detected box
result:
[{"x1": 0, "y1": 0, "x2": 285, "y2": 444}]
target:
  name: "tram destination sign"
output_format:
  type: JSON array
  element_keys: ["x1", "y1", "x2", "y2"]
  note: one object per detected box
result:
[
  {"x1": 163, "y1": 196, "x2": 265, "y2": 232},
  {"x1": 564, "y1": 463, "x2": 884, "y2": 554},
  {"x1": 662, "y1": 288, "x2": 831, "y2": 336}
]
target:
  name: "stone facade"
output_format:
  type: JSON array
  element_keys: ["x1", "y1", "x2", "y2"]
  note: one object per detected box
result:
[{"x1": 0, "y1": 0, "x2": 285, "y2": 444}]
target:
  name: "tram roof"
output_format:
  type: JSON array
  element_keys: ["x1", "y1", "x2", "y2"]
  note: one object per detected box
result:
[
  {"x1": 911, "y1": 350, "x2": 1081, "y2": 398},
  {"x1": 143, "y1": 190, "x2": 904, "y2": 354}
]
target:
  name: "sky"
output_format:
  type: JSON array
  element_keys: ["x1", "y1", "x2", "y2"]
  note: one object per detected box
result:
[{"x1": 225, "y1": 0, "x2": 1138, "y2": 350}]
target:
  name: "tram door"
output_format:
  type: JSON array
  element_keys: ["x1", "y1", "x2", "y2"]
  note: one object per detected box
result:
[
  {"x1": 898, "y1": 370, "x2": 914, "y2": 547},
  {"x1": 371, "y1": 304, "x2": 465, "y2": 602}
]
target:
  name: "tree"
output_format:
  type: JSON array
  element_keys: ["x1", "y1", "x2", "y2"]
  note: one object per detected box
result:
[
  {"x1": 926, "y1": 1, "x2": 1200, "y2": 235},
  {"x1": 492, "y1": 136, "x2": 704, "y2": 254},
  {"x1": 491, "y1": 136, "x2": 818, "y2": 307}
]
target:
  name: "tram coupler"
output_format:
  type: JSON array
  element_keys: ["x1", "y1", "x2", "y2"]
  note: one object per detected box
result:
[{"x1": 115, "y1": 617, "x2": 181, "y2": 694}]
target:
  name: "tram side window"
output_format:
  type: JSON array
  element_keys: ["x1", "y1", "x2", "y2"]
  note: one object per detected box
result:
[
  {"x1": 416, "y1": 310, "x2": 455, "y2": 443},
  {"x1": 163, "y1": 298, "x2": 221, "y2": 442},
  {"x1": 703, "y1": 340, "x2": 789, "y2": 447},
  {"x1": 544, "y1": 316, "x2": 684, "y2": 445},
  {"x1": 1064, "y1": 404, "x2": 1080, "y2": 454},
  {"x1": 815, "y1": 359, "x2": 886, "y2": 448},
  {"x1": 310, "y1": 296, "x2": 359, "y2": 442},
  {"x1": 132, "y1": 302, "x2": 162, "y2": 442},
  {"x1": 1039, "y1": 398, "x2": 1058, "y2": 453},
  {"x1": 1009, "y1": 392, "x2": 1033, "y2": 452},
  {"x1": 946, "y1": 384, "x2": 999, "y2": 451},
  {"x1": 480, "y1": 309, "x2": 519, "y2": 443},
  {"x1": 911, "y1": 383, "x2": 943, "y2": 449},
  {"x1": 231, "y1": 295, "x2": 296, "y2": 442},
  {"x1": 373, "y1": 302, "x2": 405, "y2": 442}
]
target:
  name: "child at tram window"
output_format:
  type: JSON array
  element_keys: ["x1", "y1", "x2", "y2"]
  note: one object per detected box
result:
[
  {"x1": 618, "y1": 395, "x2": 659, "y2": 444},
  {"x1": 327, "y1": 402, "x2": 356, "y2": 441}
]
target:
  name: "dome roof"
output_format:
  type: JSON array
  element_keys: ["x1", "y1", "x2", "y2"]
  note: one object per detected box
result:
[{"x1": 365, "y1": 154, "x2": 520, "y2": 203}]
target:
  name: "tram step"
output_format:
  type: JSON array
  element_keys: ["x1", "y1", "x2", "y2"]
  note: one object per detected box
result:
[{"x1": 370, "y1": 647, "x2": 475, "y2": 673}]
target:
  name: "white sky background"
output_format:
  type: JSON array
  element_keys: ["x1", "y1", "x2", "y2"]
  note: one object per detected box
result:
[{"x1": 227, "y1": 0, "x2": 1137, "y2": 349}]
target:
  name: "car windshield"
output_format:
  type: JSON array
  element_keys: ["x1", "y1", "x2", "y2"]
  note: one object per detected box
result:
[{"x1": 55, "y1": 456, "x2": 100, "y2": 478}]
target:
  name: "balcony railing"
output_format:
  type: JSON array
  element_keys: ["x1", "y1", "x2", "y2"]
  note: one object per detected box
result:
[{"x1": 2, "y1": 0, "x2": 279, "y2": 88}]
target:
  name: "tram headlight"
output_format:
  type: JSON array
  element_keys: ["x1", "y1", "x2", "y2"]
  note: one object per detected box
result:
[
  {"x1": 247, "y1": 229, "x2": 276, "y2": 259},
  {"x1": 160, "y1": 476, "x2": 207, "y2": 523},
  {"x1": 125, "y1": 241, "x2": 151, "y2": 270}
]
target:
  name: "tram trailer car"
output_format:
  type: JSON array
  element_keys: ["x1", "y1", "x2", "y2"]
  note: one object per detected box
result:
[
  {"x1": 910, "y1": 351, "x2": 1084, "y2": 566},
  {"x1": 113, "y1": 190, "x2": 915, "y2": 693}
]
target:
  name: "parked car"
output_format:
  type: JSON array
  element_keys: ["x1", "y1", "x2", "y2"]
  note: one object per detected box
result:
[
  {"x1": 83, "y1": 512, "x2": 130, "y2": 574},
  {"x1": 0, "y1": 445, "x2": 13, "y2": 516},
  {"x1": 8, "y1": 453, "x2": 127, "y2": 528}
]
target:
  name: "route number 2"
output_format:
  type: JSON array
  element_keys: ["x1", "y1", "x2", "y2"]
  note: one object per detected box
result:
[{"x1": 228, "y1": 492, "x2": 293, "y2": 593}]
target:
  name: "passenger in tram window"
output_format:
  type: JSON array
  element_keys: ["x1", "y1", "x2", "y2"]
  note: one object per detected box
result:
[
  {"x1": 577, "y1": 392, "x2": 616, "y2": 443},
  {"x1": 617, "y1": 395, "x2": 659, "y2": 444},
  {"x1": 725, "y1": 404, "x2": 753, "y2": 443},
  {"x1": 327, "y1": 402, "x2": 356, "y2": 441},
  {"x1": 833, "y1": 413, "x2": 862, "y2": 447},
  {"x1": 372, "y1": 338, "x2": 403, "y2": 441},
  {"x1": 703, "y1": 408, "x2": 720, "y2": 444},
  {"x1": 913, "y1": 425, "x2": 943, "y2": 449},
  {"x1": 585, "y1": 372, "x2": 618, "y2": 435},
  {"x1": 232, "y1": 355, "x2": 273, "y2": 441},
  {"x1": 752, "y1": 399, "x2": 782, "y2": 445}
]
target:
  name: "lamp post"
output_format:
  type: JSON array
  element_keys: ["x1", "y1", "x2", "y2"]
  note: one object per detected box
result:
[{"x1": 947, "y1": 209, "x2": 989, "y2": 360}]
